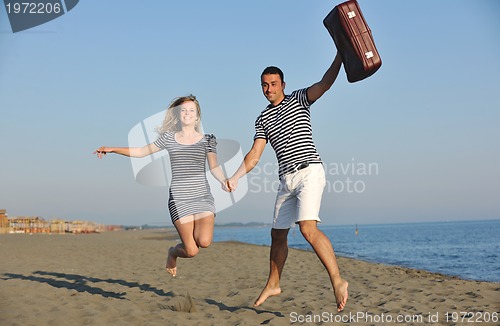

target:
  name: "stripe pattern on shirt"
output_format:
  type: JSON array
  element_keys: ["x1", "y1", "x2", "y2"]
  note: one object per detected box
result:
[{"x1": 254, "y1": 88, "x2": 322, "y2": 177}]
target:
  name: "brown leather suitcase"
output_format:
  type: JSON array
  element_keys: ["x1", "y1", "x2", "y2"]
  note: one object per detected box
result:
[{"x1": 323, "y1": 0, "x2": 382, "y2": 83}]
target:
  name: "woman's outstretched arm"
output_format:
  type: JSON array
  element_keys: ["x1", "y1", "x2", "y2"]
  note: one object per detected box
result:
[{"x1": 94, "y1": 143, "x2": 161, "y2": 159}]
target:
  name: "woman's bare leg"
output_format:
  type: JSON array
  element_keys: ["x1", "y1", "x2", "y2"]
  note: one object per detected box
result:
[
  {"x1": 193, "y1": 212, "x2": 215, "y2": 248},
  {"x1": 166, "y1": 216, "x2": 198, "y2": 277},
  {"x1": 166, "y1": 212, "x2": 215, "y2": 277}
]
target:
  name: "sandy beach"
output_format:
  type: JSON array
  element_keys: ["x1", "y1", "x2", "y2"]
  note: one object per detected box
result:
[{"x1": 0, "y1": 229, "x2": 498, "y2": 326}]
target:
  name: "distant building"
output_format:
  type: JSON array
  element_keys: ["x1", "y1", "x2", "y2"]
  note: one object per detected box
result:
[
  {"x1": 50, "y1": 219, "x2": 68, "y2": 234},
  {"x1": 0, "y1": 209, "x2": 8, "y2": 234},
  {"x1": 0, "y1": 209, "x2": 108, "y2": 234},
  {"x1": 9, "y1": 216, "x2": 50, "y2": 233},
  {"x1": 67, "y1": 220, "x2": 101, "y2": 233}
]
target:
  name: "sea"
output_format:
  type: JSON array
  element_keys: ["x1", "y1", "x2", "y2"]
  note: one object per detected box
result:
[{"x1": 213, "y1": 219, "x2": 500, "y2": 283}]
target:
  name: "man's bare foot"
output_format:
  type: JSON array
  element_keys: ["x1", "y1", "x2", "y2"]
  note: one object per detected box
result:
[
  {"x1": 166, "y1": 247, "x2": 177, "y2": 277},
  {"x1": 253, "y1": 286, "x2": 281, "y2": 307},
  {"x1": 334, "y1": 279, "x2": 349, "y2": 312}
]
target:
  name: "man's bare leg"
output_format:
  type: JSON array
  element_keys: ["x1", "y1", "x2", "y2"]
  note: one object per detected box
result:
[
  {"x1": 299, "y1": 220, "x2": 349, "y2": 312},
  {"x1": 254, "y1": 228, "x2": 289, "y2": 306}
]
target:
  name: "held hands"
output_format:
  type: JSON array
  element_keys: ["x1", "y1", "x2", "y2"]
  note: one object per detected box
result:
[
  {"x1": 221, "y1": 179, "x2": 231, "y2": 192},
  {"x1": 221, "y1": 178, "x2": 237, "y2": 192},
  {"x1": 224, "y1": 177, "x2": 238, "y2": 193}
]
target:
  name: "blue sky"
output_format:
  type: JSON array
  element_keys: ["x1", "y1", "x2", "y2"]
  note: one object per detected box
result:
[{"x1": 1, "y1": 1, "x2": 499, "y2": 226}]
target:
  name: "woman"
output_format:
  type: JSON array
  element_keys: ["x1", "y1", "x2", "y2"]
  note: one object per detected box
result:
[{"x1": 94, "y1": 95, "x2": 228, "y2": 277}]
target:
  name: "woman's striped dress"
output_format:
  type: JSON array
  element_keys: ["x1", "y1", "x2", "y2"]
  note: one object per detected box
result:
[{"x1": 153, "y1": 132, "x2": 217, "y2": 223}]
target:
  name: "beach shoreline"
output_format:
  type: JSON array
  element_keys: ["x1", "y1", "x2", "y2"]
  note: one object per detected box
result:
[{"x1": 1, "y1": 229, "x2": 498, "y2": 325}]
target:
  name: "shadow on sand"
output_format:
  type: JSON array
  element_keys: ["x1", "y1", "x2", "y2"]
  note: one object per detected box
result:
[
  {"x1": 205, "y1": 298, "x2": 284, "y2": 317},
  {"x1": 2, "y1": 271, "x2": 175, "y2": 300}
]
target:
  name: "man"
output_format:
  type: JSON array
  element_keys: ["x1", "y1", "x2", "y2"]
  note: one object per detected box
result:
[{"x1": 227, "y1": 52, "x2": 348, "y2": 312}]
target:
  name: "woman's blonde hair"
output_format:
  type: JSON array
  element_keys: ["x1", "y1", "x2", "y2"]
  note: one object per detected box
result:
[{"x1": 157, "y1": 95, "x2": 202, "y2": 133}]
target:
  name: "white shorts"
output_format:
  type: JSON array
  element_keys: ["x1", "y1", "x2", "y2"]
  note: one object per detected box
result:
[{"x1": 273, "y1": 163, "x2": 326, "y2": 229}]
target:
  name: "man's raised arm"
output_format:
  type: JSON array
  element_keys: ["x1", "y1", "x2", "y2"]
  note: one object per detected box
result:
[{"x1": 307, "y1": 52, "x2": 343, "y2": 103}]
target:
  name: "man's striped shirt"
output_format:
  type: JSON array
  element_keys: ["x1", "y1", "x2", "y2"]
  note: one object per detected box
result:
[{"x1": 254, "y1": 88, "x2": 322, "y2": 177}]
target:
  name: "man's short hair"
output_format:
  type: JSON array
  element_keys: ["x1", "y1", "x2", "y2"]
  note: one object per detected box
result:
[{"x1": 261, "y1": 66, "x2": 284, "y2": 83}]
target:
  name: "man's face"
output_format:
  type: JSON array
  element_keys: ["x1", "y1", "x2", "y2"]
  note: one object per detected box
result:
[{"x1": 261, "y1": 73, "x2": 285, "y2": 106}]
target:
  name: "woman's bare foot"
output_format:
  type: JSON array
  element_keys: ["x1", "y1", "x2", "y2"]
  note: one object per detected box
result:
[
  {"x1": 166, "y1": 247, "x2": 177, "y2": 277},
  {"x1": 334, "y1": 279, "x2": 349, "y2": 312},
  {"x1": 253, "y1": 286, "x2": 281, "y2": 307}
]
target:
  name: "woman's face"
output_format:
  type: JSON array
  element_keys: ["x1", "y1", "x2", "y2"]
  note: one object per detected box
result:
[{"x1": 178, "y1": 100, "x2": 198, "y2": 127}]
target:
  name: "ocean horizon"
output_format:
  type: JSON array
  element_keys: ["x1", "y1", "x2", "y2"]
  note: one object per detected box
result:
[{"x1": 213, "y1": 219, "x2": 500, "y2": 283}]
